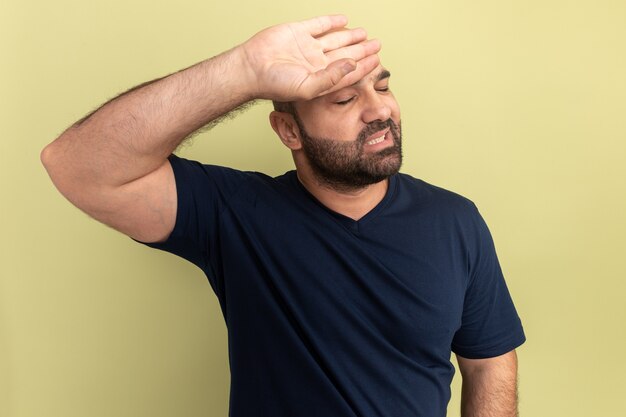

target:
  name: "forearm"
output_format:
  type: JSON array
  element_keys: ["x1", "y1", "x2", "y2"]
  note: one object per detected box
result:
[
  {"x1": 40, "y1": 16, "x2": 380, "y2": 238},
  {"x1": 458, "y1": 352, "x2": 519, "y2": 417},
  {"x1": 42, "y1": 15, "x2": 380, "y2": 196},
  {"x1": 42, "y1": 46, "x2": 254, "y2": 190}
]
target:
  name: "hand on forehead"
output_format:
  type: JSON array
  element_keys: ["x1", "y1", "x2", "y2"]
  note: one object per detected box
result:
[
  {"x1": 303, "y1": 64, "x2": 390, "y2": 104},
  {"x1": 314, "y1": 24, "x2": 384, "y2": 91},
  {"x1": 248, "y1": 15, "x2": 382, "y2": 102}
]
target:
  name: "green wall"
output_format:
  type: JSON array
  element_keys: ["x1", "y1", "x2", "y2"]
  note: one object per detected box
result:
[{"x1": 2, "y1": 0, "x2": 625, "y2": 416}]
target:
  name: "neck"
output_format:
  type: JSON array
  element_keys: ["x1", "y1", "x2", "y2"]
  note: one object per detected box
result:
[{"x1": 296, "y1": 169, "x2": 389, "y2": 221}]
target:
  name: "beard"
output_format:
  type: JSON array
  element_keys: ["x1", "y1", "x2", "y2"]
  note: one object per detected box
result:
[{"x1": 295, "y1": 116, "x2": 403, "y2": 191}]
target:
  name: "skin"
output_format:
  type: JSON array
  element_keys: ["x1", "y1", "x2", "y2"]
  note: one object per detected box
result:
[
  {"x1": 41, "y1": 15, "x2": 382, "y2": 243},
  {"x1": 457, "y1": 350, "x2": 520, "y2": 417},
  {"x1": 270, "y1": 65, "x2": 402, "y2": 220},
  {"x1": 272, "y1": 66, "x2": 521, "y2": 416},
  {"x1": 40, "y1": 15, "x2": 519, "y2": 415}
]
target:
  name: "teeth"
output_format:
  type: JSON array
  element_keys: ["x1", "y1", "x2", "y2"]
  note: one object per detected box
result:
[{"x1": 366, "y1": 134, "x2": 386, "y2": 145}]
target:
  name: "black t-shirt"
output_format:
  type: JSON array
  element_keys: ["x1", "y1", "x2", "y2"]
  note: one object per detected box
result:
[{"x1": 143, "y1": 154, "x2": 526, "y2": 417}]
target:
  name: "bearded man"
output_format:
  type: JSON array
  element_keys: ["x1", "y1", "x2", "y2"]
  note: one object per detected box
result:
[{"x1": 42, "y1": 15, "x2": 525, "y2": 417}]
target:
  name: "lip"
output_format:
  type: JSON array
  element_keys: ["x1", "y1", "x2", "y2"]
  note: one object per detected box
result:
[{"x1": 364, "y1": 128, "x2": 392, "y2": 151}]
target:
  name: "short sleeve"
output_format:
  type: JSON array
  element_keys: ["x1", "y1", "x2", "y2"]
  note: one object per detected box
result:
[
  {"x1": 451, "y1": 204, "x2": 526, "y2": 359},
  {"x1": 139, "y1": 154, "x2": 251, "y2": 297}
]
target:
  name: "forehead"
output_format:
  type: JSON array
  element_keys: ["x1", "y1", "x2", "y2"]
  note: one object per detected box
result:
[
  {"x1": 294, "y1": 65, "x2": 391, "y2": 110},
  {"x1": 350, "y1": 65, "x2": 391, "y2": 87}
]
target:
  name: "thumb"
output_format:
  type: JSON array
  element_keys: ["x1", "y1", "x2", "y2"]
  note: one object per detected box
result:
[{"x1": 305, "y1": 58, "x2": 357, "y2": 97}]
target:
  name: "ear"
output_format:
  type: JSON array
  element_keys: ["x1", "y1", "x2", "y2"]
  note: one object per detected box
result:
[{"x1": 269, "y1": 111, "x2": 302, "y2": 150}]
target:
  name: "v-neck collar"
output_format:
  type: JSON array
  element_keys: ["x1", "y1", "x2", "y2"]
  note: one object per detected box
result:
[{"x1": 289, "y1": 171, "x2": 398, "y2": 234}]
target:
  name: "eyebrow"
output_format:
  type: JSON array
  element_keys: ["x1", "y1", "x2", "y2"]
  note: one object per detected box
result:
[
  {"x1": 377, "y1": 69, "x2": 391, "y2": 82},
  {"x1": 351, "y1": 69, "x2": 391, "y2": 87}
]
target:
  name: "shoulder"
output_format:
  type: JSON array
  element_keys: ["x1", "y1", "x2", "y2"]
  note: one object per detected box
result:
[
  {"x1": 393, "y1": 172, "x2": 479, "y2": 217},
  {"x1": 168, "y1": 155, "x2": 305, "y2": 213},
  {"x1": 168, "y1": 154, "x2": 277, "y2": 193},
  {"x1": 393, "y1": 174, "x2": 499, "y2": 265},
  {"x1": 169, "y1": 154, "x2": 261, "y2": 181}
]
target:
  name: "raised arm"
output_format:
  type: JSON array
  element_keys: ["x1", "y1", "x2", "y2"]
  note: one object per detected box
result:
[
  {"x1": 40, "y1": 15, "x2": 381, "y2": 242},
  {"x1": 456, "y1": 350, "x2": 520, "y2": 417}
]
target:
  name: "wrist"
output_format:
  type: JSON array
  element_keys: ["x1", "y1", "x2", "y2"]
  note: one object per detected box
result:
[{"x1": 224, "y1": 43, "x2": 263, "y2": 101}]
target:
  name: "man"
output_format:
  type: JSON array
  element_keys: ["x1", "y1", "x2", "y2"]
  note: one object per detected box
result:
[{"x1": 41, "y1": 15, "x2": 525, "y2": 417}]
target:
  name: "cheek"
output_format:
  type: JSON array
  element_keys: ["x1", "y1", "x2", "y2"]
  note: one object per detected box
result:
[{"x1": 324, "y1": 122, "x2": 363, "y2": 143}]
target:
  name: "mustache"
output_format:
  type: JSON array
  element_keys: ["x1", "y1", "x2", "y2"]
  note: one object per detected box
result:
[{"x1": 356, "y1": 119, "x2": 400, "y2": 145}]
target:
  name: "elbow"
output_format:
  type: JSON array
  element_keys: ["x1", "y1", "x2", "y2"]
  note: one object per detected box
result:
[
  {"x1": 40, "y1": 139, "x2": 95, "y2": 215},
  {"x1": 40, "y1": 137, "x2": 77, "y2": 198},
  {"x1": 40, "y1": 141, "x2": 56, "y2": 172},
  {"x1": 40, "y1": 140, "x2": 59, "y2": 182},
  {"x1": 40, "y1": 140, "x2": 66, "y2": 188},
  {"x1": 40, "y1": 135, "x2": 113, "y2": 214}
]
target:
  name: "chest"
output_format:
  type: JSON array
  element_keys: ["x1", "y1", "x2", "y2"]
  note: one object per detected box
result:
[{"x1": 216, "y1": 196, "x2": 469, "y2": 360}]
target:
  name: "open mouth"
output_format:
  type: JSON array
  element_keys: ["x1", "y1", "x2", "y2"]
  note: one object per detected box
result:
[{"x1": 364, "y1": 129, "x2": 392, "y2": 149}]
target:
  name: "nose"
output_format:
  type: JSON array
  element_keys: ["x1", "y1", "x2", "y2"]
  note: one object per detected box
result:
[{"x1": 361, "y1": 92, "x2": 392, "y2": 124}]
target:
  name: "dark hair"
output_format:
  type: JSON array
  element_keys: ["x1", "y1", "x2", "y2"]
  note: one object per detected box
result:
[{"x1": 272, "y1": 100, "x2": 296, "y2": 115}]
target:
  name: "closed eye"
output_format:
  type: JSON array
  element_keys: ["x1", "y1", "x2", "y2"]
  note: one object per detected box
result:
[{"x1": 335, "y1": 96, "x2": 356, "y2": 105}]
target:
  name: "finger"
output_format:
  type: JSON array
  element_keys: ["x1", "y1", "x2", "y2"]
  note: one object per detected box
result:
[
  {"x1": 299, "y1": 58, "x2": 358, "y2": 98},
  {"x1": 301, "y1": 15, "x2": 348, "y2": 36},
  {"x1": 325, "y1": 38, "x2": 382, "y2": 63},
  {"x1": 316, "y1": 54, "x2": 381, "y2": 96},
  {"x1": 318, "y1": 27, "x2": 368, "y2": 52}
]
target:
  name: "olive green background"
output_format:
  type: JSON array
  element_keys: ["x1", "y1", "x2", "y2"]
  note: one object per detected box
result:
[{"x1": 2, "y1": 0, "x2": 625, "y2": 416}]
